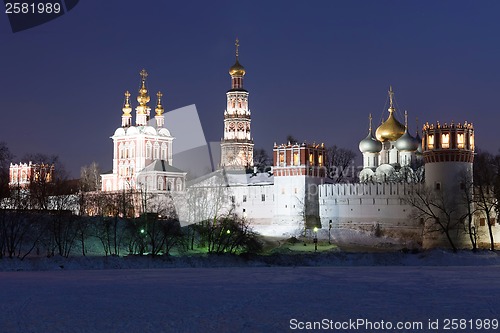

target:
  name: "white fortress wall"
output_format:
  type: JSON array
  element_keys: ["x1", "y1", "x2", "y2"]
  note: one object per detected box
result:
[{"x1": 319, "y1": 182, "x2": 422, "y2": 247}]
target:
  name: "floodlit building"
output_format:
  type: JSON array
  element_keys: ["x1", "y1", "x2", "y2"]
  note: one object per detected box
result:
[
  {"x1": 93, "y1": 40, "x2": 497, "y2": 249},
  {"x1": 100, "y1": 69, "x2": 186, "y2": 193},
  {"x1": 9, "y1": 162, "x2": 54, "y2": 188}
]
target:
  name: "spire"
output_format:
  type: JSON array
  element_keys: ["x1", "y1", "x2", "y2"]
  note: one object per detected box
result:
[
  {"x1": 121, "y1": 91, "x2": 132, "y2": 127},
  {"x1": 388, "y1": 86, "x2": 395, "y2": 113},
  {"x1": 155, "y1": 91, "x2": 165, "y2": 128},
  {"x1": 368, "y1": 113, "x2": 373, "y2": 133},
  {"x1": 235, "y1": 38, "x2": 240, "y2": 60},
  {"x1": 404, "y1": 110, "x2": 408, "y2": 130}
]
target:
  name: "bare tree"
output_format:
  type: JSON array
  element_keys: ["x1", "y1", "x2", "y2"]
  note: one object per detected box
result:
[
  {"x1": 195, "y1": 214, "x2": 262, "y2": 254},
  {"x1": 404, "y1": 185, "x2": 463, "y2": 252},
  {"x1": 459, "y1": 171, "x2": 478, "y2": 251},
  {"x1": 0, "y1": 142, "x2": 14, "y2": 198},
  {"x1": 325, "y1": 145, "x2": 356, "y2": 183},
  {"x1": 286, "y1": 135, "x2": 299, "y2": 144},
  {"x1": 473, "y1": 151, "x2": 496, "y2": 250},
  {"x1": 253, "y1": 148, "x2": 271, "y2": 172},
  {"x1": 80, "y1": 162, "x2": 101, "y2": 192}
]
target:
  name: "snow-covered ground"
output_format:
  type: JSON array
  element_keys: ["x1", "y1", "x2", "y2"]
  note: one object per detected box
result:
[{"x1": 1, "y1": 251, "x2": 500, "y2": 333}]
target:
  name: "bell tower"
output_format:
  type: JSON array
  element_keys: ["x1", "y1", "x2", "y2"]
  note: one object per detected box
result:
[{"x1": 220, "y1": 39, "x2": 254, "y2": 169}]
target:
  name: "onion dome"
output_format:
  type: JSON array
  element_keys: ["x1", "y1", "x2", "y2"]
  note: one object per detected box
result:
[
  {"x1": 415, "y1": 131, "x2": 423, "y2": 154},
  {"x1": 359, "y1": 114, "x2": 383, "y2": 153},
  {"x1": 229, "y1": 38, "x2": 246, "y2": 76},
  {"x1": 155, "y1": 91, "x2": 164, "y2": 116},
  {"x1": 229, "y1": 60, "x2": 245, "y2": 76},
  {"x1": 137, "y1": 69, "x2": 150, "y2": 106},
  {"x1": 375, "y1": 86, "x2": 405, "y2": 142},
  {"x1": 122, "y1": 91, "x2": 132, "y2": 115},
  {"x1": 395, "y1": 111, "x2": 419, "y2": 152},
  {"x1": 395, "y1": 130, "x2": 419, "y2": 151}
]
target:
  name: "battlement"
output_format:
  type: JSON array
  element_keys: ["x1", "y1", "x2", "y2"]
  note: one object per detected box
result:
[
  {"x1": 319, "y1": 182, "x2": 420, "y2": 198},
  {"x1": 422, "y1": 120, "x2": 474, "y2": 164}
]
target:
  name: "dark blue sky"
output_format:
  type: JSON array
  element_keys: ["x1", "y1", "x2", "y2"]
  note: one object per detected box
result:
[{"x1": 1, "y1": 1, "x2": 499, "y2": 177}]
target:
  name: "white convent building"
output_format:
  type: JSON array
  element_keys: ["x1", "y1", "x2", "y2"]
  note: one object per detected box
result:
[
  {"x1": 101, "y1": 69, "x2": 186, "y2": 193},
  {"x1": 96, "y1": 40, "x2": 497, "y2": 249}
]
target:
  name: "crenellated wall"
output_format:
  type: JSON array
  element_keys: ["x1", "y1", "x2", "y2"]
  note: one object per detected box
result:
[{"x1": 318, "y1": 182, "x2": 422, "y2": 249}]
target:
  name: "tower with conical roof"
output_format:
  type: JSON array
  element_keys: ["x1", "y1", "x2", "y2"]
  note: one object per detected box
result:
[{"x1": 220, "y1": 39, "x2": 254, "y2": 169}]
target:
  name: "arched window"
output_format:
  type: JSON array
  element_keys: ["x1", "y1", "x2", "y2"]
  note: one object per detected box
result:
[
  {"x1": 119, "y1": 143, "x2": 124, "y2": 159},
  {"x1": 146, "y1": 142, "x2": 152, "y2": 159},
  {"x1": 441, "y1": 133, "x2": 450, "y2": 149},
  {"x1": 154, "y1": 142, "x2": 160, "y2": 159},
  {"x1": 427, "y1": 135, "x2": 434, "y2": 149},
  {"x1": 161, "y1": 143, "x2": 167, "y2": 160},
  {"x1": 158, "y1": 177, "x2": 164, "y2": 190},
  {"x1": 130, "y1": 143, "x2": 135, "y2": 158},
  {"x1": 457, "y1": 133, "x2": 465, "y2": 149}
]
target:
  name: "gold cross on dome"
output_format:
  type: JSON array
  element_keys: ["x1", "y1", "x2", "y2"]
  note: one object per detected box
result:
[
  {"x1": 140, "y1": 69, "x2": 148, "y2": 81},
  {"x1": 157, "y1": 91, "x2": 163, "y2": 99},
  {"x1": 235, "y1": 38, "x2": 240, "y2": 58}
]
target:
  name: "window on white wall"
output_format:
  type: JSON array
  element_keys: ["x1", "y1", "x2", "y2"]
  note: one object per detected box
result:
[
  {"x1": 154, "y1": 143, "x2": 159, "y2": 159},
  {"x1": 130, "y1": 144, "x2": 135, "y2": 158},
  {"x1": 161, "y1": 143, "x2": 167, "y2": 160},
  {"x1": 146, "y1": 142, "x2": 152, "y2": 159}
]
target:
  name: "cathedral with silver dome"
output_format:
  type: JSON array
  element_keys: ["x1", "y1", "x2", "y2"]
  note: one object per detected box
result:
[
  {"x1": 359, "y1": 87, "x2": 424, "y2": 183},
  {"x1": 92, "y1": 40, "x2": 498, "y2": 250}
]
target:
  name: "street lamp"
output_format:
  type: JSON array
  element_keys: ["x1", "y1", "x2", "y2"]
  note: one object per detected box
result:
[
  {"x1": 328, "y1": 220, "x2": 332, "y2": 244},
  {"x1": 313, "y1": 226, "x2": 318, "y2": 252}
]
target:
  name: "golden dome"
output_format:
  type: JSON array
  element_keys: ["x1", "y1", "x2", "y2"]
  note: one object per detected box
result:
[
  {"x1": 229, "y1": 59, "x2": 245, "y2": 76},
  {"x1": 137, "y1": 69, "x2": 150, "y2": 107},
  {"x1": 155, "y1": 91, "x2": 164, "y2": 116},
  {"x1": 375, "y1": 86, "x2": 405, "y2": 142},
  {"x1": 122, "y1": 91, "x2": 132, "y2": 115},
  {"x1": 375, "y1": 109, "x2": 405, "y2": 142},
  {"x1": 229, "y1": 38, "x2": 245, "y2": 76}
]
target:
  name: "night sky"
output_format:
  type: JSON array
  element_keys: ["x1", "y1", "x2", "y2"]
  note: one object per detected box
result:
[{"x1": 1, "y1": 1, "x2": 499, "y2": 177}]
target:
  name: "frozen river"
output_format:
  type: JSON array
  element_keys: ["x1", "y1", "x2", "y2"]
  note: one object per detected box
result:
[{"x1": 1, "y1": 265, "x2": 500, "y2": 332}]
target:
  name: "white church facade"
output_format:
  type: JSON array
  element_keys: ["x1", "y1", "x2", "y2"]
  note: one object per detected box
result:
[{"x1": 101, "y1": 69, "x2": 186, "y2": 193}]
